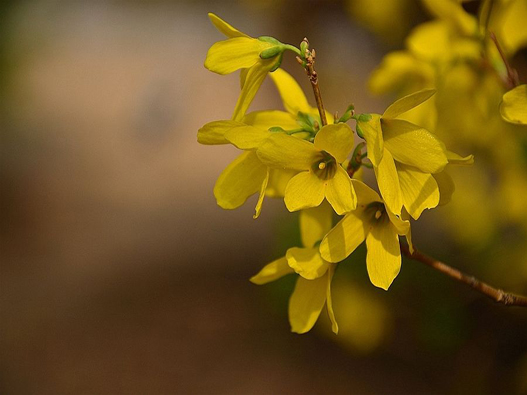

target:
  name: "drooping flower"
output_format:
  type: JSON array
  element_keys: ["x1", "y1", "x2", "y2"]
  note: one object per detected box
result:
[
  {"x1": 257, "y1": 123, "x2": 357, "y2": 215},
  {"x1": 319, "y1": 180, "x2": 411, "y2": 290},
  {"x1": 355, "y1": 89, "x2": 453, "y2": 219},
  {"x1": 204, "y1": 13, "x2": 293, "y2": 121},
  {"x1": 250, "y1": 203, "x2": 338, "y2": 334}
]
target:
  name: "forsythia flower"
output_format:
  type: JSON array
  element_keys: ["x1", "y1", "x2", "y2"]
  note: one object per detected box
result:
[
  {"x1": 257, "y1": 123, "x2": 357, "y2": 215},
  {"x1": 355, "y1": 89, "x2": 450, "y2": 219},
  {"x1": 320, "y1": 180, "x2": 411, "y2": 290},
  {"x1": 500, "y1": 85, "x2": 527, "y2": 125},
  {"x1": 204, "y1": 13, "x2": 289, "y2": 121},
  {"x1": 250, "y1": 203, "x2": 338, "y2": 334}
]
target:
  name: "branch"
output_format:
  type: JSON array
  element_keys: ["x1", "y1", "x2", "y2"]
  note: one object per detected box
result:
[
  {"x1": 400, "y1": 244, "x2": 527, "y2": 307},
  {"x1": 297, "y1": 38, "x2": 327, "y2": 126},
  {"x1": 489, "y1": 32, "x2": 519, "y2": 89}
]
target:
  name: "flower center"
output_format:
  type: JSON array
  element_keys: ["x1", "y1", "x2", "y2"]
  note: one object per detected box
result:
[
  {"x1": 312, "y1": 151, "x2": 337, "y2": 180},
  {"x1": 364, "y1": 202, "x2": 389, "y2": 225}
]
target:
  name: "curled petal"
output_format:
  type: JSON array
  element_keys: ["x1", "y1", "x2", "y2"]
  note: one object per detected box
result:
[
  {"x1": 197, "y1": 120, "x2": 245, "y2": 145},
  {"x1": 396, "y1": 163, "x2": 440, "y2": 220},
  {"x1": 286, "y1": 247, "x2": 329, "y2": 280},
  {"x1": 250, "y1": 257, "x2": 293, "y2": 285},
  {"x1": 500, "y1": 85, "x2": 527, "y2": 125}
]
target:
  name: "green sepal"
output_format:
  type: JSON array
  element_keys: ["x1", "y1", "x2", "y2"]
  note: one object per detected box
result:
[
  {"x1": 258, "y1": 36, "x2": 282, "y2": 45},
  {"x1": 260, "y1": 46, "x2": 283, "y2": 59},
  {"x1": 269, "y1": 53, "x2": 283, "y2": 72}
]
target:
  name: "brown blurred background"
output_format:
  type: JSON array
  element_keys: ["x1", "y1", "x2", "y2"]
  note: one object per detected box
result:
[{"x1": 1, "y1": 1, "x2": 526, "y2": 394}]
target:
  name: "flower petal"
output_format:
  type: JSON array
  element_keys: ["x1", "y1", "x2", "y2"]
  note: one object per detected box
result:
[
  {"x1": 375, "y1": 148, "x2": 403, "y2": 216},
  {"x1": 356, "y1": 114, "x2": 383, "y2": 167},
  {"x1": 284, "y1": 171, "x2": 325, "y2": 212},
  {"x1": 265, "y1": 169, "x2": 295, "y2": 198},
  {"x1": 253, "y1": 168, "x2": 269, "y2": 219},
  {"x1": 270, "y1": 68, "x2": 311, "y2": 115},
  {"x1": 500, "y1": 85, "x2": 527, "y2": 125},
  {"x1": 286, "y1": 247, "x2": 329, "y2": 280},
  {"x1": 433, "y1": 170, "x2": 455, "y2": 206},
  {"x1": 250, "y1": 256, "x2": 293, "y2": 285},
  {"x1": 214, "y1": 151, "x2": 267, "y2": 209},
  {"x1": 319, "y1": 211, "x2": 367, "y2": 263},
  {"x1": 382, "y1": 118, "x2": 448, "y2": 173},
  {"x1": 352, "y1": 179, "x2": 382, "y2": 206},
  {"x1": 232, "y1": 58, "x2": 276, "y2": 121},
  {"x1": 224, "y1": 125, "x2": 270, "y2": 150},
  {"x1": 365, "y1": 223, "x2": 401, "y2": 290},
  {"x1": 289, "y1": 275, "x2": 328, "y2": 334},
  {"x1": 205, "y1": 37, "x2": 266, "y2": 75},
  {"x1": 396, "y1": 163, "x2": 440, "y2": 220},
  {"x1": 326, "y1": 264, "x2": 338, "y2": 334},
  {"x1": 257, "y1": 133, "x2": 320, "y2": 171},
  {"x1": 386, "y1": 209, "x2": 410, "y2": 236},
  {"x1": 243, "y1": 110, "x2": 299, "y2": 131},
  {"x1": 382, "y1": 89, "x2": 436, "y2": 119},
  {"x1": 208, "y1": 13, "x2": 249, "y2": 38},
  {"x1": 446, "y1": 150, "x2": 474, "y2": 166},
  {"x1": 325, "y1": 166, "x2": 357, "y2": 215},
  {"x1": 314, "y1": 124, "x2": 355, "y2": 163},
  {"x1": 299, "y1": 202, "x2": 333, "y2": 248},
  {"x1": 197, "y1": 120, "x2": 246, "y2": 145}
]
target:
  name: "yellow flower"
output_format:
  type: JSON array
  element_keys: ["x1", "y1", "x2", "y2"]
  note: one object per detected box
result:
[
  {"x1": 500, "y1": 84, "x2": 527, "y2": 125},
  {"x1": 355, "y1": 89, "x2": 451, "y2": 219},
  {"x1": 320, "y1": 180, "x2": 411, "y2": 290},
  {"x1": 257, "y1": 123, "x2": 357, "y2": 215},
  {"x1": 250, "y1": 203, "x2": 338, "y2": 334},
  {"x1": 204, "y1": 13, "x2": 293, "y2": 122}
]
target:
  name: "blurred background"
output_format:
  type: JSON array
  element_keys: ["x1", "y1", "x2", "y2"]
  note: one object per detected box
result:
[{"x1": 1, "y1": 0, "x2": 526, "y2": 393}]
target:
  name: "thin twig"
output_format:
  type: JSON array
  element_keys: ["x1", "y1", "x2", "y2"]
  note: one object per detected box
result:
[
  {"x1": 489, "y1": 32, "x2": 519, "y2": 89},
  {"x1": 297, "y1": 39, "x2": 327, "y2": 126},
  {"x1": 400, "y1": 244, "x2": 527, "y2": 307}
]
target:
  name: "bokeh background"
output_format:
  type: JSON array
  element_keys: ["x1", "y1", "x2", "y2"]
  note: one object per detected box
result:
[{"x1": 1, "y1": 0, "x2": 527, "y2": 393}]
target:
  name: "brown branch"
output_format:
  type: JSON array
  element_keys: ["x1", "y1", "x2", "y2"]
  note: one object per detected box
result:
[
  {"x1": 489, "y1": 32, "x2": 519, "y2": 89},
  {"x1": 297, "y1": 39, "x2": 327, "y2": 126},
  {"x1": 400, "y1": 244, "x2": 527, "y2": 307}
]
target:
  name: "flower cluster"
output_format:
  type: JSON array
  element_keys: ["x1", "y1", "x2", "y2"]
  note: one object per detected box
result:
[{"x1": 198, "y1": 13, "x2": 474, "y2": 334}]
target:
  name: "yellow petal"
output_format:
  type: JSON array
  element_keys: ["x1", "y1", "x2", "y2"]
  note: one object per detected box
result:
[
  {"x1": 289, "y1": 275, "x2": 328, "y2": 334},
  {"x1": 253, "y1": 168, "x2": 269, "y2": 219},
  {"x1": 286, "y1": 247, "x2": 329, "y2": 280},
  {"x1": 250, "y1": 256, "x2": 293, "y2": 285},
  {"x1": 243, "y1": 110, "x2": 299, "y2": 131},
  {"x1": 446, "y1": 151, "x2": 474, "y2": 166},
  {"x1": 386, "y1": 209, "x2": 410, "y2": 236},
  {"x1": 208, "y1": 13, "x2": 249, "y2": 38},
  {"x1": 421, "y1": 0, "x2": 477, "y2": 36},
  {"x1": 433, "y1": 170, "x2": 455, "y2": 206},
  {"x1": 284, "y1": 171, "x2": 325, "y2": 212},
  {"x1": 232, "y1": 58, "x2": 276, "y2": 121},
  {"x1": 500, "y1": 85, "x2": 527, "y2": 125},
  {"x1": 257, "y1": 133, "x2": 320, "y2": 171},
  {"x1": 314, "y1": 124, "x2": 355, "y2": 163},
  {"x1": 375, "y1": 148, "x2": 403, "y2": 216},
  {"x1": 214, "y1": 151, "x2": 267, "y2": 209},
  {"x1": 326, "y1": 264, "x2": 338, "y2": 334},
  {"x1": 498, "y1": 0, "x2": 527, "y2": 56},
  {"x1": 319, "y1": 211, "x2": 367, "y2": 263},
  {"x1": 224, "y1": 125, "x2": 270, "y2": 150},
  {"x1": 382, "y1": 118, "x2": 448, "y2": 173},
  {"x1": 396, "y1": 163, "x2": 440, "y2": 220},
  {"x1": 299, "y1": 202, "x2": 333, "y2": 248},
  {"x1": 197, "y1": 120, "x2": 245, "y2": 145},
  {"x1": 266, "y1": 169, "x2": 296, "y2": 198},
  {"x1": 325, "y1": 166, "x2": 357, "y2": 215},
  {"x1": 356, "y1": 114, "x2": 383, "y2": 167},
  {"x1": 352, "y1": 179, "x2": 381, "y2": 207},
  {"x1": 205, "y1": 37, "x2": 266, "y2": 75},
  {"x1": 365, "y1": 223, "x2": 401, "y2": 290},
  {"x1": 270, "y1": 68, "x2": 311, "y2": 115},
  {"x1": 406, "y1": 21, "x2": 451, "y2": 62},
  {"x1": 382, "y1": 89, "x2": 436, "y2": 119}
]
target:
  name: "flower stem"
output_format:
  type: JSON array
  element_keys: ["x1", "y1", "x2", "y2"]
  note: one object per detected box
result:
[
  {"x1": 489, "y1": 32, "x2": 519, "y2": 89},
  {"x1": 400, "y1": 244, "x2": 527, "y2": 307},
  {"x1": 297, "y1": 39, "x2": 327, "y2": 126}
]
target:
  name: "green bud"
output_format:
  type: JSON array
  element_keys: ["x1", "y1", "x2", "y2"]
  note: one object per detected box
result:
[
  {"x1": 260, "y1": 46, "x2": 283, "y2": 59},
  {"x1": 269, "y1": 126, "x2": 285, "y2": 133},
  {"x1": 357, "y1": 113, "x2": 372, "y2": 123},
  {"x1": 300, "y1": 40, "x2": 308, "y2": 56}
]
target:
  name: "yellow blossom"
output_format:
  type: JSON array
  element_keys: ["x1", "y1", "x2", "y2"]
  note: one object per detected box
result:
[
  {"x1": 320, "y1": 180, "x2": 411, "y2": 290},
  {"x1": 500, "y1": 84, "x2": 527, "y2": 125},
  {"x1": 257, "y1": 123, "x2": 357, "y2": 215},
  {"x1": 250, "y1": 203, "x2": 338, "y2": 334}
]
